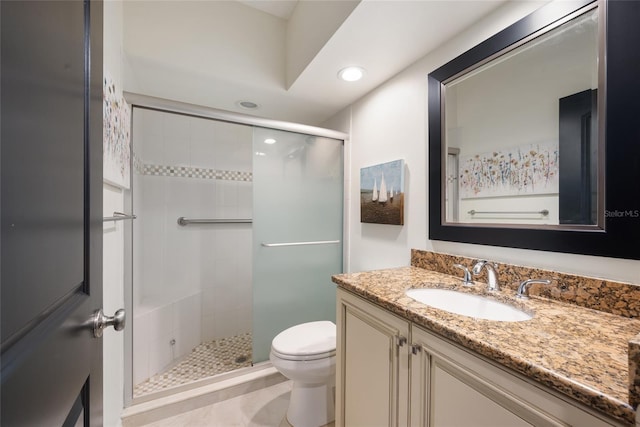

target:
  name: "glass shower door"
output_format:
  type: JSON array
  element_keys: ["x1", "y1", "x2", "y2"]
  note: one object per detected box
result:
[{"x1": 252, "y1": 127, "x2": 343, "y2": 362}]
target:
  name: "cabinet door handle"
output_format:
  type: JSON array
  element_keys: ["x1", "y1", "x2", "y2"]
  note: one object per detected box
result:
[
  {"x1": 396, "y1": 336, "x2": 407, "y2": 347},
  {"x1": 411, "y1": 344, "x2": 422, "y2": 355}
]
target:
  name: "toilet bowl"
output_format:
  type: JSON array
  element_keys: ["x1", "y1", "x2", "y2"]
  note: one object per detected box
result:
[{"x1": 270, "y1": 321, "x2": 336, "y2": 427}]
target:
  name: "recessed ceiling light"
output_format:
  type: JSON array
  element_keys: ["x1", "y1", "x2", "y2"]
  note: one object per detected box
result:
[
  {"x1": 338, "y1": 66, "x2": 365, "y2": 82},
  {"x1": 264, "y1": 138, "x2": 276, "y2": 144},
  {"x1": 238, "y1": 100, "x2": 259, "y2": 109}
]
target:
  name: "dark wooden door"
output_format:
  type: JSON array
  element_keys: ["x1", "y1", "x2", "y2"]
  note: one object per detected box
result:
[
  {"x1": 559, "y1": 89, "x2": 598, "y2": 225},
  {"x1": 1, "y1": 1, "x2": 104, "y2": 425}
]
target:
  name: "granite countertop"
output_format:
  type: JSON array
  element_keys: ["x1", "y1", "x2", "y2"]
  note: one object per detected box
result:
[{"x1": 332, "y1": 266, "x2": 640, "y2": 426}]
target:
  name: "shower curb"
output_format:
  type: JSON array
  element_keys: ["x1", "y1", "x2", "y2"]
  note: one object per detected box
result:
[{"x1": 121, "y1": 365, "x2": 287, "y2": 426}]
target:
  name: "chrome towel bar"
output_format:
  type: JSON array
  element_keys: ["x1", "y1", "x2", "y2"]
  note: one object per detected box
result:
[
  {"x1": 261, "y1": 240, "x2": 340, "y2": 247},
  {"x1": 468, "y1": 209, "x2": 549, "y2": 216},
  {"x1": 177, "y1": 217, "x2": 252, "y2": 226},
  {"x1": 103, "y1": 212, "x2": 137, "y2": 222}
]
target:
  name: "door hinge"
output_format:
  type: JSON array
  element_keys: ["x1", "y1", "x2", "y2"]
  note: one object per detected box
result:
[{"x1": 396, "y1": 335, "x2": 407, "y2": 347}]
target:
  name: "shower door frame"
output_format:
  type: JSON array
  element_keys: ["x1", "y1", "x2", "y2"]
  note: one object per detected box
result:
[{"x1": 123, "y1": 92, "x2": 349, "y2": 406}]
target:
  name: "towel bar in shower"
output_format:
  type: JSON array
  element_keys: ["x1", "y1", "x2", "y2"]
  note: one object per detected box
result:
[
  {"x1": 103, "y1": 211, "x2": 137, "y2": 222},
  {"x1": 177, "y1": 217, "x2": 253, "y2": 226},
  {"x1": 261, "y1": 240, "x2": 340, "y2": 247}
]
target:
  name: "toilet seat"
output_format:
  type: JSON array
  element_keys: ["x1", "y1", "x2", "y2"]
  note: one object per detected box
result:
[
  {"x1": 271, "y1": 348, "x2": 335, "y2": 361},
  {"x1": 270, "y1": 321, "x2": 337, "y2": 426},
  {"x1": 271, "y1": 321, "x2": 336, "y2": 361}
]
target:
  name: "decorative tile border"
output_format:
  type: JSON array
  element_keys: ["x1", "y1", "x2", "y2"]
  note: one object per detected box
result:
[
  {"x1": 143, "y1": 164, "x2": 217, "y2": 179},
  {"x1": 216, "y1": 170, "x2": 252, "y2": 182},
  {"x1": 411, "y1": 249, "x2": 640, "y2": 318},
  {"x1": 136, "y1": 161, "x2": 252, "y2": 182}
]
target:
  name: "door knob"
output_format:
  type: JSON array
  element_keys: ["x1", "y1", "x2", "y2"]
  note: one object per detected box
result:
[{"x1": 92, "y1": 308, "x2": 126, "y2": 338}]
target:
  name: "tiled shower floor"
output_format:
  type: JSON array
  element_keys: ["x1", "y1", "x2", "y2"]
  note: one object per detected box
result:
[{"x1": 134, "y1": 332, "x2": 253, "y2": 398}]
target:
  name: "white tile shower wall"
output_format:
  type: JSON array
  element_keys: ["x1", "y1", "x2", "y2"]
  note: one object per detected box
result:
[
  {"x1": 133, "y1": 293, "x2": 202, "y2": 384},
  {"x1": 189, "y1": 116, "x2": 217, "y2": 169},
  {"x1": 133, "y1": 108, "x2": 253, "y2": 385},
  {"x1": 163, "y1": 113, "x2": 190, "y2": 166},
  {"x1": 201, "y1": 223, "x2": 253, "y2": 342},
  {"x1": 213, "y1": 121, "x2": 253, "y2": 172}
]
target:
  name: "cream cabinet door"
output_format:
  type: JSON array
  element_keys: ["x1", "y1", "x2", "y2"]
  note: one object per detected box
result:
[
  {"x1": 410, "y1": 327, "x2": 530, "y2": 426},
  {"x1": 336, "y1": 289, "x2": 410, "y2": 427},
  {"x1": 430, "y1": 364, "x2": 533, "y2": 426},
  {"x1": 411, "y1": 326, "x2": 621, "y2": 427}
]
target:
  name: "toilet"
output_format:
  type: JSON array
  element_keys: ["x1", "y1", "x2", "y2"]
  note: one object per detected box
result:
[{"x1": 270, "y1": 321, "x2": 336, "y2": 427}]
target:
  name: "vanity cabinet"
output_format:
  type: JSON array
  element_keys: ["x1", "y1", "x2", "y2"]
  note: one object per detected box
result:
[
  {"x1": 336, "y1": 288, "x2": 410, "y2": 426},
  {"x1": 336, "y1": 288, "x2": 624, "y2": 427}
]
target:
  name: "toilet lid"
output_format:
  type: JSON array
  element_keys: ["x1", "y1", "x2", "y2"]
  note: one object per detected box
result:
[{"x1": 271, "y1": 321, "x2": 336, "y2": 358}]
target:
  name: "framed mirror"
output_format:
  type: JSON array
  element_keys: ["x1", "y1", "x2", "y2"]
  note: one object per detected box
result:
[{"x1": 428, "y1": 0, "x2": 640, "y2": 260}]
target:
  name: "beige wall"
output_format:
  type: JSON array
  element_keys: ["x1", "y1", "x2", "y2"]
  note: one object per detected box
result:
[{"x1": 324, "y1": 1, "x2": 640, "y2": 284}]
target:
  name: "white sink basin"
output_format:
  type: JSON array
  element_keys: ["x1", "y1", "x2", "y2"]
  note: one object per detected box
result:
[{"x1": 405, "y1": 288, "x2": 532, "y2": 322}]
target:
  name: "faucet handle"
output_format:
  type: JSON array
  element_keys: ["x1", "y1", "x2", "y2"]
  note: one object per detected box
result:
[
  {"x1": 516, "y1": 279, "x2": 552, "y2": 299},
  {"x1": 453, "y1": 264, "x2": 474, "y2": 286},
  {"x1": 471, "y1": 260, "x2": 483, "y2": 275}
]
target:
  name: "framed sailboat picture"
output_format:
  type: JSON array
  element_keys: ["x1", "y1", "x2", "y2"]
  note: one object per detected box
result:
[{"x1": 360, "y1": 159, "x2": 405, "y2": 225}]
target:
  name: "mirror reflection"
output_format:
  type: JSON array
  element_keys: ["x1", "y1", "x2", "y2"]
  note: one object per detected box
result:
[{"x1": 443, "y1": 7, "x2": 599, "y2": 226}]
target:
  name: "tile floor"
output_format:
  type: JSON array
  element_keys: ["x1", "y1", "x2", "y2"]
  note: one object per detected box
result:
[
  {"x1": 135, "y1": 333, "x2": 253, "y2": 398},
  {"x1": 136, "y1": 380, "x2": 295, "y2": 426}
]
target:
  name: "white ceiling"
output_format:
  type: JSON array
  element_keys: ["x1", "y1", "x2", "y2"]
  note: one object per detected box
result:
[{"x1": 123, "y1": 0, "x2": 507, "y2": 126}]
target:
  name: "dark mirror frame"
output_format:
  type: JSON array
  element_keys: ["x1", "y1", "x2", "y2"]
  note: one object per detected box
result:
[{"x1": 428, "y1": 0, "x2": 640, "y2": 260}]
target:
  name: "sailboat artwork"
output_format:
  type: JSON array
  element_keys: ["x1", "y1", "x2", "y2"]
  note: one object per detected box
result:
[
  {"x1": 378, "y1": 173, "x2": 388, "y2": 204},
  {"x1": 360, "y1": 159, "x2": 405, "y2": 225},
  {"x1": 372, "y1": 179, "x2": 378, "y2": 202}
]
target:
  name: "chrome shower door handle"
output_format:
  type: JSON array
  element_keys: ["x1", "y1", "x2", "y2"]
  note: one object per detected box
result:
[{"x1": 92, "y1": 308, "x2": 126, "y2": 338}]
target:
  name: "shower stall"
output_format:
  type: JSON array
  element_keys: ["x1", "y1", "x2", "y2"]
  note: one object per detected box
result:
[{"x1": 126, "y1": 95, "x2": 345, "y2": 402}]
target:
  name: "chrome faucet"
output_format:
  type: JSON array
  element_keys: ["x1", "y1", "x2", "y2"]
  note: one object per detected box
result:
[
  {"x1": 516, "y1": 279, "x2": 551, "y2": 299},
  {"x1": 471, "y1": 260, "x2": 499, "y2": 291},
  {"x1": 453, "y1": 264, "x2": 474, "y2": 286}
]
